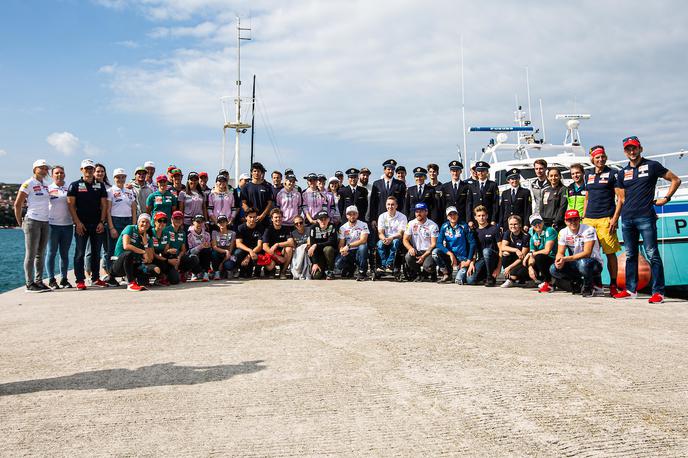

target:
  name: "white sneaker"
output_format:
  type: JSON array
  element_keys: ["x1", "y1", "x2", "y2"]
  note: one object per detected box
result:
[
  {"x1": 190, "y1": 274, "x2": 199, "y2": 282},
  {"x1": 500, "y1": 279, "x2": 514, "y2": 288},
  {"x1": 538, "y1": 282, "x2": 545, "y2": 289},
  {"x1": 213, "y1": 271, "x2": 221, "y2": 280},
  {"x1": 592, "y1": 286, "x2": 605, "y2": 297}
]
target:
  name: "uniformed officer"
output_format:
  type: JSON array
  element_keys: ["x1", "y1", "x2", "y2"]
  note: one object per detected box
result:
[
  {"x1": 499, "y1": 168, "x2": 532, "y2": 230},
  {"x1": 369, "y1": 159, "x2": 406, "y2": 227},
  {"x1": 337, "y1": 168, "x2": 368, "y2": 219},
  {"x1": 466, "y1": 161, "x2": 499, "y2": 226},
  {"x1": 465, "y1": 165, "x2": 478, "y2": 186},
  {"x1": 440, "y1": 160, "x2": 470, "y2": 223},
  {"x1": 404, "y1": 167, "x2": 436, "y2": 219}
]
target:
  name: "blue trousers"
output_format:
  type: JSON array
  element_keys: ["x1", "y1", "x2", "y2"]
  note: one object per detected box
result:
[
  {"x1": 335, "y1": 244, "x2": 368, "y2": 273},
  {"x1": 45, "y1": 224, "x2": 72, "y2": 280},
  {"x1": 377, "y1": 239, "x2": 401, "y2": 268},
  {"x1": 74, "y1": 224, "x2": 104, "y2": 283},
  {"x1": 549, "y1": 258, "x2": 602, "y2": 288},
  {"x1": 621, "y1": 216, "x2": 665, "y2": 294},
  {"x1": 466, "y1": 248, "x2": 498, "y2": 284}
]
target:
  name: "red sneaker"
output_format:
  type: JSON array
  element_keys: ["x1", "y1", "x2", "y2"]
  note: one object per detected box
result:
[
  {"x1": 127, "y1": 281, "x2": 145, "y2": 292},
  {"x1": 609, "y1": 284, "x2": 619, "y2": 297},
  {"x1": 76, "y1": 281, "x2": 87, "y2": 290},
  {"x1": 613, "y1": 290, "x2": 637, "y2": 300},
  {"x1": 648, "y1": 293, "x2": 665, "y2": 304},
  {"x1": 92, "y1": 279, "x2": 108, "y2": 288},
  {"x1": 538, "y1": 282, "x2": 553, "y2": 293}
]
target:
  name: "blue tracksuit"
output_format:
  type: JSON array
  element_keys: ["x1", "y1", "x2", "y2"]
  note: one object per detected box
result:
[{"x1": 435, "y1": 221, "x2": 476, "y2": 261}]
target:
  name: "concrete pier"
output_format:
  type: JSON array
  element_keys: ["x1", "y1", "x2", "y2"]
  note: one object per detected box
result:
[{"x1": 1, "y1": 281, "x2": 687, "y2": 455}]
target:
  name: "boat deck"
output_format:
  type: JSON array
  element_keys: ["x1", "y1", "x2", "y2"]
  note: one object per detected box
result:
[{"x1": 1, "y1": 281, "x2": 687, "y2": 455}]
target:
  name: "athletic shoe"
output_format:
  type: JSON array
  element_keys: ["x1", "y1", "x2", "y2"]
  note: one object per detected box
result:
[
  {"x1": 484, "y1": 276, "x2": 496, "y2": 287},
  {"x1": 106, "y1": 276, "x2": 120, "y2": 287},
  {"x1": 438, "y1": 272, "x2": 451, "y2": 283},
  {"x1": 375, "y1": 267, "x2": 385, "y2": 275},
  {"x1": 538, "y1": 282, "x2": 553, "y2": 293},
  {"x1": 202, "y1": 272, "x2": 209, "y2": 282},
  {"x1": 355, "y1": 270, "x2": 367, "y2": 281},
  {"x1": 592, "y1": 286, "x2": 605, "y2": 297},
  {"x1": 48, "y1": 278, "x2": 60, "y2": 290},
  {"x1": 384, "y1": 267, "x2": 394, "y2": 274},
  {"x1": 648, "y1": 293, "x2": 665, "y2": 304},
  {"x1": 92, "y1": 279, "x2": 108, "y2": 288},
  {"x1": 325, "y1": 270, "x2": 334, "y2": 280},
  {"x1": 609, "y1": 284, "x2": 619, "y2": 297},
  {"x1": 35, "y1": 282, "x2": 51, "y2": 292},
  {"x1": 25, "y1": 283, "x2": 43, "y2": 293},
  {"x1": 190, "y1": 274, "x2": 199, "y2": 282},
  {"x1": 127, "y1": 281, "x2": 145, "y2": 292},
  {"x1": 581, "y1": 286, "x2": 593, "y2": 297},
  {"x1": 213, "y1": 271, "x2": 221, "y2": 281},
  {"x1": 60, "y1": 278, "x2": 73, "y2": 289},
  {"x1": 614, "y1": 290, "x2": 638, "y2": 300},
  {"x1": 233, "y1": 270, "x2": 240, "y2": 279},
  {"x1": 76, "y1": 281, "x2": 87, "y2": 290},
  {"x1": 279, "y1": 270, "x2": 287, "y2": 279},
  {"x1": 500, "y1": 279, "x2": 514, "y2": 288}
]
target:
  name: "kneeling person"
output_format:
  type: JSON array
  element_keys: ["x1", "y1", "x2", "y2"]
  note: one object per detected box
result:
[
  {"x1": 211, "y1": 214, "x2": 237, "y2": 279},
  {"x1": 335, "y1": 205, "x2": 369, "y2": 280},
  {"x1": 376, "y1": 196, "x2": 407, "y2": 274},
  {"x1": 111, "y1": 213, "x2": 159, "y2": 291},
  {"x1": 262, "y1": 208, "x2": 295, "y2": 279},
  {"x1": 308, "y1": 210, "x2": 337, "y2": 279},
  {"x1": 403, "y1": 203, "x2": 439, "y2": 281},
  {"x1": 433, "y1": 206, "x2": 475, "y2": 284}
]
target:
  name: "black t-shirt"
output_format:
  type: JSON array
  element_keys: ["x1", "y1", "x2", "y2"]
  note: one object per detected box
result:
[
  {"x1": 67, "y1": 178, "x2": 107, "y2": 225},
  {"x1": 262, "y1": 224, "x2": 292, "y2": 246},
  {"x1": 241, "y1": 181, "x2": 273, "y2": 213},
  {"x1": 308, "y1": 223, "x2": 337, "y2": 247},
  {"x1": 501, "y1": 230, "x2": 530, "y2": 250},
  {"x1": 475, "y1": 225, "x2": 501, "y2": 253},
  {"x1": 236, "y1": 223, "x2": 264, "y2": 248}
]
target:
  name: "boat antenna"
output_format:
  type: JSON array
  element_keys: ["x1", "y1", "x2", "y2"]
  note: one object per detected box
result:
[
  {"x1": 525, "y1": 66, "x2": 533, "y2": 124},
  {"x1": 250, "y1": 74, "x2": 256, "y2": 166},
  {"x1": 539, "y1": 98, "x2": 546, "y2": 143},
  {"x1": 460, "y1": 35, "x2": 468, "y2": 180}
]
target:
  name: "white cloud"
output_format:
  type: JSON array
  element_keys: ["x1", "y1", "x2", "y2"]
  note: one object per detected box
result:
[
  {"x1": 98, "y1": 64, "x2": 117, "y2": 74},
  {"x1": 0, "y1": 149, "x2": 7, "y2": 157},
  {"x1": 46, "y1": 132, "x2": 81, "y2": 155},
  {"x1": 116, "y1": 40, "x2": 139, "y2": 48}
]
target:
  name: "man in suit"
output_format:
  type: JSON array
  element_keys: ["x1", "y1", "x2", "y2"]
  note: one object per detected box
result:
[
  {"x1": 337, "y1": 168, "x2": 369, "y2": 221},
  {"x1": 369, "y1": 159, "x2": 406, "y2": 228},
  {"x1": 427, "y1": 163, "x2": 444, "y2": 224},
  {"x1": 499, "y1": 168, "x2": 532, "y2": 230},
  {"x1": 440, "y1": 160, "x2": 470, "y2": 223},
  {"x1": 404, "y1": 167, "x2": 436, "y2": 219},
  {"x1": 466, "y1": 161, "x2": 499, "y2": 226}
]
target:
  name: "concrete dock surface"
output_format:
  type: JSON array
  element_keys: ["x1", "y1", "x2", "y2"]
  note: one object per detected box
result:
[{"x1": 1, "y1": 280, "x2": 687, "y2": 456}]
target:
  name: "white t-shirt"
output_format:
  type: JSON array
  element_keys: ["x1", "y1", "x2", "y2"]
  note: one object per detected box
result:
[
  {"x1": 338, "y1": 220, "x2": 370, "y2": 245},
  {"x1": 20, "y1": 177, "x2": 50, "y2": 222},
  {"x1": 107, "y1": 186, "x2": 136, "y2": 218},
  {"x1": 377, "y1": 211, "x2": 408, "y2": 238},
  {"x1": 48, "y1": 183, "x2": 72, "y2": 226},
  {"x1": 557, "y1": 223, "x2": 603, "y2": 264},
  {"x1": 406, "y1": 218, "x2": 439, "y2": 251}
]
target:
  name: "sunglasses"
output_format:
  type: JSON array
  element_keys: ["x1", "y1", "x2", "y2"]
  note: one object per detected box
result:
[
  {"x1": 294, "y1": 221, "x2": 305, "y2": 225},
  {"x1": 623, "y1": 136, "x2": 639, "y2": 143},
  {"x1": 157, "y1": 219, "x2": 168, "y2": 224}
]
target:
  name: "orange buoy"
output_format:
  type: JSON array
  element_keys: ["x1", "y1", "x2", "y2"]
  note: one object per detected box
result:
[{"x1": 616, "y1": 252, "x2": 651, "y2": 291}]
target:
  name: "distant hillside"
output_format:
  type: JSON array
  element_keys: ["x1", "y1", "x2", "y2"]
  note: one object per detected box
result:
[{"x1": 0, "y1": 183, "x2": 20, "y2": 227}]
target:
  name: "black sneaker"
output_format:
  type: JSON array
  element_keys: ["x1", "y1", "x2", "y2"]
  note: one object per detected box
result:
[
  {"x1": 355, "y1": 270, "x2": 367, "y2": 281},
  {"x1": 570, "y1": 281, "x2": 580, "y2": 295},
  {"x1": 106, "y1": 276, "x2": 120, "y2": 287},
  {"x1": 325, "y1": 270, "x2": 334, "y2": 280},
  {"x1": 581, "y1": 286, "x2": 593, "y2": 297},
  {"x1": 25, "y1": 283, "x2": 42, "y2": 293},
  {"x1": 485, "y1": 276, "x2": 496, "y2": 287},
  {"x1": 35, "y1": 282, "x2": 51, "y2": 292},
  {"x1": 60, "y1": 278, "x2": 74, "y2": 288},
  {"x1": 48, "y1": 278, "x2": 61, "y2": 290}
]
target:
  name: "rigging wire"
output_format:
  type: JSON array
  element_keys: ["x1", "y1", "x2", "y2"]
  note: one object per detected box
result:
[{"x1": 255, "y1": 82, "x2": 284, "y2": 171}]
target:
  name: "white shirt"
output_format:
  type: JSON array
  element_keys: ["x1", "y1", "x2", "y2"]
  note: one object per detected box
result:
[
  {"x1": 338, "y1": 220, "x2": 369, "y2": 245},
  {"x1": 20, "y1": 177, "x2": 50, "y2": 222},
  {"x1": 48, "y1": 183, "x2": 72, "y2": 226},
  {"x1": 107, "y1": 186, "x2": 136, "y2": 218},
  {"x1": 406, "y1": 218, "x2": 439, "y2": 251},
  {"x1": 557, "y1": 223, "x2": 603, "y2": 264},
  {"x1": 377, "y1": 211, "x2": 408, "y2": 238}
]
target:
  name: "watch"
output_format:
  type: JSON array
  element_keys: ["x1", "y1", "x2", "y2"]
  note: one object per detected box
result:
[{"x1": 664, "y1": 196, "x2": 672, "y2": 202}]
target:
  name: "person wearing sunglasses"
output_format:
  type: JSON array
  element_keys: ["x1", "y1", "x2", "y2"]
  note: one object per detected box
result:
[
  {"x1": 111, "y1": 213, "x2": 159, "y2": 291},
  {"x1": 613, "y1": 136, "x2": 681, "y2": 303},
  {"x1": 290, "y1": 216, "x2": 312, "y2": 279}
]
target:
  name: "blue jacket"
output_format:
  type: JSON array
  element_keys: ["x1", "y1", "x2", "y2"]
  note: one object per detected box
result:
[{"x1": 436, "y1": 221, "x2": 476, "y2": 261}]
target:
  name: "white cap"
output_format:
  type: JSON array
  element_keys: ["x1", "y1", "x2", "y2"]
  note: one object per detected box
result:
[
  {"x1": 80, "y1": 159, "x2": 95, "y2": 169},
  {"x1": 529, "y1": 213, "x2": 544, "y2": 224},
  {"x1": 239, "y1": 173, "x2": 250, "y2": 180},
  {"x1": 144, "y1": 161, "x2": 155, "y2": 168},
  {"x1": 327, "y1": 176, "x2": 340, "y2": 186},
  {"x1": 137, "y1": 213, "x2": 151, "y2": 223},
  {"x1": 113, "y1": 168, "x2": 127, "y2": 177},
  {"x1": 445, "y1": 206, "x2": 458, "y2": 216},
  {"x1": 345, "y1": 205, "x2": 358, "y2": 215},
  {"x1": 32, "y1": 159, "x2": 50, "y2": 169}
]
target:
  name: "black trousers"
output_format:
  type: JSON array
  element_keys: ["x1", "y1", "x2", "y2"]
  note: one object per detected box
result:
[
  {"x1": 533, "y1": 253, "x2": 554, "y2": 282},
  {"x1": 111, "y1": 251, "x2": 151, "y2": 284}
]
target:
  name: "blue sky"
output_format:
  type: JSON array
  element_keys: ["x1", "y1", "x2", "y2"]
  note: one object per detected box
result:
[{"x1": 2, "y1": 0, "x2": 688, "y2": 183}]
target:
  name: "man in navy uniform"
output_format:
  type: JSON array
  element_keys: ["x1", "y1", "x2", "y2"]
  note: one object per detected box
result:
[
  {"x1": 499, "y1": 168, "x2": 532, "y2": 230},
  {"x1": 466, "y1": 161, "x2": 499, "y2": 226},
  {"x1": 440, "y1": 161, "x2": 470, "y2": 223},
  {"x1": 404, "y1": 167, "x2": 436, "y2": 219},
  {"x1": 369, "y1": 159, "x2": 406, "y2": 229},
  {"x1": 337, "y1": 168, "x2": 368, "y2": 220}
]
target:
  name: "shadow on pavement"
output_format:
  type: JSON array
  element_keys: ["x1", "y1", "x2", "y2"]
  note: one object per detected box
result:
[{"x1": 0, "y1": 360, "x2": 266, "y2": 396}]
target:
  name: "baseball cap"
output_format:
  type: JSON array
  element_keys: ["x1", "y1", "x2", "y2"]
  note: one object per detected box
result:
[
  {"x1": 80, "y1": 159, "x2": 95, "y2": 169},
  {"x1": 187, "y1": 171, "x2": 199, "y2": 179},
  {"x1": 345, "y1": 205, "x2": 358, "y2": 214},
  {"x1": 239, "y1": 173, "x2": 250, "y2": 180},
  {"x1": 529, "y1": 214, "x2": 543, "y2": 225},
  {"x1": 134, "y1": 166, "x2": 147, "y2": 174},
  {"x1": 143, "y1": 161, "x2": 155, "y2": 168},
  {"x1": 199, "y1": 171, "x2": 208, "y2": 178},
  {"x1": 285, "y1": 174, "x2": 297, "y2": 181},
  {"x1": 156, "y1": 174, "x2": 168, "y2": 183},
  {"x1": 216, "y1": 174, "x2": 228, "y2": 182},
  {"x1": 113, "y1": 168, "x2": 127, "y2": 177},
  {"x1": 445, "y1": 206, "x2": 458, "y2": 215},
  {"x1": 315, "y1": 210, "x2": 329, "y2": 219},
  {"x1": 154, "y1": 211, "x2": 168, "y2": 221},
  {"x1": 217, "y1": 214, "x2": 229, "y2": 223},
  {"x1": 335, "y1": 170, "x2": 344, "y2": 176},
  {"x1": 317, "y1": 174, "x2": 327, "y2": 181},
  {"x1": 623, "y1": 136, "x2": 641, "y2": 149},
  {"x1": 414, "y1": 202, "x2": 428, "y2": 211},
  {"x1": 590, "y1": 145, "x2": 606, "y2": 157},
  {"x1": 32, "y1": 159, "x2": 50, "y2": 169},
  {"x1": 169, "y1": 168, "x2": 182, "y2": 176},
  {"x1": 137, "y1": 213, "x2": 151, "y2": 223},
  {"x1": 172, "y1": 210, "x2": 184, "y2": 219},
  {"x1": 218, "y1": 169, "x2": 229, "y2": 176},
  {"x1": 304, "y1": 173, "x2": 318, "y2": 181},
  {"x1": 359, "y1": 167, "x2": 371, "y2": 174},
  {"x1": 565, "y1": 209, "x2": 581, "y2": 220},
  {"x1": 395, "y1": 165, "x2": 406, "y2": 173},
  {"x1": 193, "y1": 214, "x2": 206, "y2": 222}
]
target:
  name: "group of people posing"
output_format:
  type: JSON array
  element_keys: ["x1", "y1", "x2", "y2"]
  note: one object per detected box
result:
[{"x1": 15, "y1": 135, "x2": 680, "y2": 303}]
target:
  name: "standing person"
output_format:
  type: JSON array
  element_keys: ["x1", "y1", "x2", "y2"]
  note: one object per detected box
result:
[
  {"x1": 369, "y1": 159, "x2": 406, "y2": 231},
  {"x1": 335, "y1": 170, "x2": 344, "y2": 184},
  {"x1": 404, "y1": 167, "x2": 436, "y2": 218},
  {"x1": 550, "y1": 209, "x2": 604, "y2": 297},
  {"x1": 187, "y1": 214, "x2": 212, "y2": 282},
  {"x1": 427, "y1": 163, "x2": 442, "y2": 188},
  {"x1": 271, "y1": 170, "x2": 283, "y2": 199},
  {"x1": 198, "y1": 172, "x2": 212, "y2": 202},
  {"x1": 466, "y1": 161, "x2": 499, "y2": 226},
  {"x1": 539, "y1": 168, "x2": 568, "y2": 231},
  {"x1": 111, "y1": 213, "x2": 158, "y2": 291},
  {"x1": 432, "y1": 206, "x2": 475, "y2": 284},
  {"x1": 180, "y1": 171, "x2": 208, "y2": 229},
  {"x1": 207, "y1": 175, "x2": 236, "y2": 229},
  {"x1": 567, "y1": 163, "x2": 586, "y2": 215},
  {"x1": 234, "y1": 208, "x2": 265, "y2": 278},
  {"x1": 262, "y1": 208, "x2": 295, "y2": 279},
  {"x1": 210, "y1": 215, "x2": 237, "y2": 280},
  {"x1": 45, "y1": 165, "x2": 73, "y2": 289},
  {"x1": 337, "y1": 168, "x2": 368, "y2": 220},
  {"x1": 131, "y1": 166, "x2": 154, "y2": 218},
  {"x1": 168, "y1": 168, "x2": 185, "y2": 198},
  {"x1": 499, "y1": 168, "x2": 532, "y2": 231},
  {"x1": 88, "y1": 163, "x2": 112, "y2": 279},
  {"x1": 583, "y1": 145, "x2": 624, "y2": 296},
  {"x1": 15, "y1": 159, "x2": 51, "y2": 292},
  {"x1": 290, "y1": 216, "x2": 311, "y2": 280},
  {"x1": 358, "y1": 167, "x2": 372, "y2": 194},
  {"x1": 466, "y1": 206, "x2": 501, "y2": 286},
  {"x1": 403, "y1": 202, "x2": 439, "y2": 282},
  {"x1": 395, "y1": 166, "x2": 408, "y2": 186},
  {"x1": 335, "y1": 205, "x2": 370, "y2": 281},
  {"x1": 524, "y1": 214, "x2": 558, "y2": 293},
  {"x1": 316, "y1": 174, "x2": 327, "y2": 192},
  {"x1": 530, "y1": 159, "x2": 550, "y2": 213},
  {"x1": 241, "y1": 162, "x2": 274, "y2": 229},
  {"x1": 106, "y1": 168, "x2": 137, "y2": 286},
  {"x1": 146, "y1": 175, "x2": 178, "y2": 220},
  {"x1": 376, "y1": 196, "x2": 407, "y2": 274},
  {"x1": 308, "y1": 210, "x2": 338, "y2": 279},
  {"x1": 275, "y1": 173, "x2": 302, "y2": 228},
  {"x1": 499, "y1": 216, "x2": 531, "y2": 288},
  {"x1": 67, "y1": 159, "x2": 109, "y2": 290},
  {"x1": 440, "y1": 161, "x2": 470, "y2": 223},
  {"x1": 325, "y1": 177, "x2": 342, "y2": 225},
  {"x1": 302, "y1": 173, "x2": 328, "y2": 226},
  {"x1": 143, "y1": 161, "x2": 157, "y2": 191},
  {"x1": 613, "y1": 136, "x2": 681, "y2": 303},
  {"x1": 427, "y1": 163, "x2": 443, "y2": 224},
  {"x1": 465, "y1": 165, "x2": 478, "y2": 187}
]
